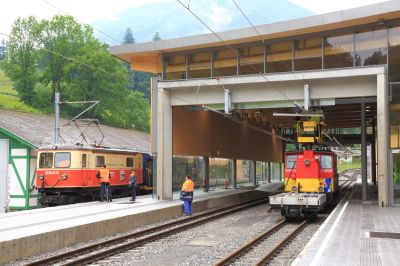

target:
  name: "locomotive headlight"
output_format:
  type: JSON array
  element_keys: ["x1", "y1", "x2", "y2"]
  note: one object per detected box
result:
[
  {"x1": 304, "y1": 159, "x2": 310, "y2": 166},
  {"x1": 61, "y1": 173, "x2": 68, "y2": 180},
  {"x1": 39, "y1": 174, "x2": 44, "y2": 180},
  {"x1": 291, "y1": 185, "x2": 297, "y2": 192}
]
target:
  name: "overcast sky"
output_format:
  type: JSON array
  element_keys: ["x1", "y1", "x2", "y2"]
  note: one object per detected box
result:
[{"x1": 0, "y1": 0, "x2": 390, "y2": 41}]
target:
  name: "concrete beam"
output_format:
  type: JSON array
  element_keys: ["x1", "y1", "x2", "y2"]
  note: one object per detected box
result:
[
  {"x1": 377, "y1": 72, "x2": 390, "y2": 207},
  {"x1": 165, "y1": 68, "x2": 382, "y2": 106}
]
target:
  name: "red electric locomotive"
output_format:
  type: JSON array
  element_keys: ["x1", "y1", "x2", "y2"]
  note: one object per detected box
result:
[{"x1": 36, "y1": 144, "x2": 152, "y2": 206}]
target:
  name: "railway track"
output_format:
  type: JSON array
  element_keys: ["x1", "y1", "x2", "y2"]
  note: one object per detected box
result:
[
  {"x1": 23, "y1": 198, "x2": 268, "y2": 266},
  {"x1": 214, "y1": 219, "x2": 307, "y2": 266},
  {"x1": 339, "y1": 169, "x2": 359, "y2": 192}
]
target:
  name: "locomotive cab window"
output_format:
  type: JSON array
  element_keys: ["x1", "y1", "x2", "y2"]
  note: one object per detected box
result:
[
  {"x1": 96, "y1": 156, "x2": 105, "y2": 167},
  {"x1": 55, "y1": 152, "x2": 71, "y2": 168},
  {"x1": 39, "y1": 152, "x2": 53, "y2": 168},
  {"x1": 286, "y1": 155, "x2": 297, "y2": 169},
  {"x1": 320, "y1": 155, "x2": 333, "y2": 169},
  {"x1": 126, "y1": 158, "x2": 134, "y2": 167}
]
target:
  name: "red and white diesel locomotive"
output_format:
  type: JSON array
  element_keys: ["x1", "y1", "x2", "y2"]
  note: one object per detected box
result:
[{"x1": 36, "y1": 144, "x2": 152, "y2": 206}]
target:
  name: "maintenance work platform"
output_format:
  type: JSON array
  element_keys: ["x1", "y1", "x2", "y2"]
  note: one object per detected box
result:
[{"x1": 2, "y1": 1, "x2": 400, "y2": 266}]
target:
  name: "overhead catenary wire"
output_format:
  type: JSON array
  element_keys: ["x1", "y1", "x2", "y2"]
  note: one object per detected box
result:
[
  {"x1": 40, "y1": 0, "x2": 122, "y2": 45},
  {"x1": 1, "y1": 12, "x2": 291, "y2": 142}
]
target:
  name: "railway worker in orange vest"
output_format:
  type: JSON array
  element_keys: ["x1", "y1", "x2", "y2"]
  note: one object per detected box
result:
[
  {"x1": 180, "y1": 175, "x2": 194, "y2": 215},
  {"x1": 98, "y1": 165, "x2": 112, "y2": 202}
]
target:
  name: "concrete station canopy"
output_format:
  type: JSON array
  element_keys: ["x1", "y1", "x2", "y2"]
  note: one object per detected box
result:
[
  {"x1": 0, "y1": 109, "x2": 149, "y2": 152},
  {"x1": 109, "y1": 1, "x2": 400, "y2": 73}
]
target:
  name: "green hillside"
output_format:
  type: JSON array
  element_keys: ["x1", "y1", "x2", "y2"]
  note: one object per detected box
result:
[{"x1": 0, "y1": 70, "x2": 41, "y2": 113}]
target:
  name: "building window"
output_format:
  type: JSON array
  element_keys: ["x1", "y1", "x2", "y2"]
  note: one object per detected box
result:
[
  {"x1": 266, "y1": 41, "x2": 292, "y2": 73},
  {"x1": 355, "y1": 29, "x2": 387, "y2": 66},
  {"x1": 213, "y1": 48, "x2": 237, "y2": 77},
  {"x1": 389, "y1": 27, "x2": 400, "y2": 82},
  {"x1": 294, "y1": 37, "x2": 322, "y2": 71},
  {"x1": 55, "y1": 152, "x2": 71, "y2": 168},
  {"x1": 39, "y1": 152, "x2": 53, "y2": 168},
  {"x1": 96, "y1": 156, "x2": 105, "y2": 167},
  {"x1": 239, "y1": 45, "x2": 264, "y2": 75},
  {"x1": 164, "y1": 55, "x2": 186, "y2": 80},
  {"x1": 188, "y1": 51, "x2": 211, "y2": 79},
  {"x1": 324, "y1": 34, "x2": 354, "y2": 69}
]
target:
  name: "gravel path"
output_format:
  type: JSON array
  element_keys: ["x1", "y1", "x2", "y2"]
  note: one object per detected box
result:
[{"x1": 93, "y1": 203, "x2": 281, "y2": 266}]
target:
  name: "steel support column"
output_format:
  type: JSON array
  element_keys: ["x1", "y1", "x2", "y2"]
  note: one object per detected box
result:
[
  {"x1": 361, "y1": 102, "x2": 368, "y2": 201},
  {"x1": 372, "y1": 119, "x2": 377, "y2": 186},
  {"x1": 232, "y1": 159, "x2": 237, "y2": 189},
  {"x1": 203, "y1": 157, "x2": 209, "y2": 192},
  {"x1": 268, "y1": 162, "x2": 271, "y2": 183},
  {"x1": 253, "y1": 160, "x2": 257, "y2": 186}
]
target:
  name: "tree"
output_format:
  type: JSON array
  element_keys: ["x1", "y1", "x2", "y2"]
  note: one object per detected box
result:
[
  {"x1": 123, "y1": 27, "x2": 135, "y2": 44},
  {"x1": 0, "y1": 39, "x2": 6, "y2": 60},
  {"x1": 152, "y1": 32, "x2": 161, "y2": 41},
  {"x1": 2, "y1": 17, "x2": 40, "y2": 105},
  {"x1": 38, "y1": 15, "x2": 93, "y2": 100}
]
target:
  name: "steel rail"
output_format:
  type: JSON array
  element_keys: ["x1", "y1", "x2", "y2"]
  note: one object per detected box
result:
[
  {"x1": 254, "y1": 220, "x2": 308, "y2": 266},
  {"x1": 24, "y1": 198, "x2": 268, "y2": 266},
  {"x1": 213, "y1": 219, "x2": 286, "y2": 266}
]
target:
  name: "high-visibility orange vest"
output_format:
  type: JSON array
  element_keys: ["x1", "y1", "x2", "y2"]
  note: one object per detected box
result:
[
  {"x1": 182, "y1": 179, "x2": 194, "y2": 192},
  {"x1": 99, "y1": 168, "x2": 110, "y2": 183}
]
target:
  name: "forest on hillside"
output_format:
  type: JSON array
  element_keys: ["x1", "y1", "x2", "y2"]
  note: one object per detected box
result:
[{"x1": 0, "y1": 15, "x2": 157, "y2": 132}]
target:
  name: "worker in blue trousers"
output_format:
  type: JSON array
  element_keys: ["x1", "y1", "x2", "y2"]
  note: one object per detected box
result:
[{"x1": 180, "y1": 175, "x2": 194, "y2": 215}]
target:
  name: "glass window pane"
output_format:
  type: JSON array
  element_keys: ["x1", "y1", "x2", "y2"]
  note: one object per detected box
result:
[
  {"x1": 213, "y1": 49, "x2": 237, "y2": 77},
  {"x1": 39, "y1": 152, "x2": 53, "y2": 168},
  {"x1": 239, "y1": 45, "x2": 264, "y2": 75},
  {"x1": 266, "y1": 41, "x2": 292, "y2": 73},
  {"x1": 324, "y1": 34, "x2": 354, "y2": 69},
  {"x1": 188, "y1": 52, "x2": 211, "y2": 79},
  {"x1": 294, "y1": 37, "x2": 322, "y2": 71},
  {"x1": 96, "y1": 156, "x2": 105, "y2": 167},
  {"x1": 286, "y1": 155, "x2": 297, "y2": 169},
  {"x1": 320, "y1": 155, "x2": 332, "y2": 169},
  {"x1": 390, "y1": 83, "x2": 400, "y2": 148},
  {"x1": 55, "y1": 152, "x2": 71, "y2": 168},
  {"x1": 389, "y1": 27, "x2": 400, "y2": 82},
  {"x1": 81, "y1": 154, "x2": 87, "y2": 168},
  {"x1": 172, "y1": 156, "x2": 204, "y2": 191},
  {"x1": 126, "y1": 157, "x2": 134, "y2": 167},
  {"x1": 164, "y1": 55, "x2": 186, "y2": 80},
  {"x1": 237, "y1": 160, "x2": 252, "y2": 185},
  {"x1": 355, "y1": 29, "x2": 387, "y2": 66}
]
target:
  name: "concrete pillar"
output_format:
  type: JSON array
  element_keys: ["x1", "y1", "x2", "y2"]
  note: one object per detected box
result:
[
  {"x1": 377, "y1": 73, "x2": 390, "y2": 206},
  {"x1": 361, "y1": 102, "x2": 368, "y2": 201},
  {"x1": 232, "y1": 159, "x2": 237, "y2": 188},
  {"x1": 372, "y1": 119, "x2": 377, "y2": 186},
  {"x1": 253, "y1": 160, "x2": 257, "y2": 186},
  {"x1": 150, "y1": 77, "x2": 160, "y2": 199},
  {"x1": 156, "y1": 85, "x2": 173, "y2": 200},
  {"x1": 203, "y1": 157, "x2": 209, "y2": 192}
]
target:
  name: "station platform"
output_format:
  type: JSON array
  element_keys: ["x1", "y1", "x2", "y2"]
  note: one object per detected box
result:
[
  {"x1": 293, "y1": 179, "x2": 400, "y2": 266},
  {"x1": 0, "y1": 182, "x2": 281, "y2": 264}
]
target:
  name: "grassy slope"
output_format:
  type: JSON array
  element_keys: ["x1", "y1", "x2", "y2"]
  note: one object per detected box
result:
[{"x1": 0, "y1": 69, "x2": 41, "y2": 113}]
